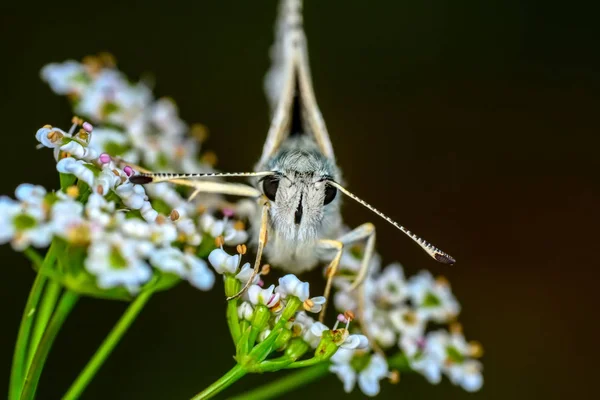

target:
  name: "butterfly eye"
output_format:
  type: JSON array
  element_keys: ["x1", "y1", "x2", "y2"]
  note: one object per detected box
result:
[
  {"x1": 262, "y1": 176, "x2": 280, "y2": 201},
  {"x1": 323, "y1": 184, "x2": 337, "y2": 205}
]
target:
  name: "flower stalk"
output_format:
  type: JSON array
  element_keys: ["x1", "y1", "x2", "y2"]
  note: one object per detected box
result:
[
  {"x1": 20, "y1": 290, "x2": 79, "y2": 400},
  {"x1": 63, "y1": 281, "x2": 158, "y2": 400}
]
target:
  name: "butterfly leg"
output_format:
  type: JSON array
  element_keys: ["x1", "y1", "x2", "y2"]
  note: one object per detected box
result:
[
  {"x1": 317, "y1": 222, "x2": 376, "y2": 322},
  {"x1": 226, "y1": 199, "x2": 270, "y2": 300}
]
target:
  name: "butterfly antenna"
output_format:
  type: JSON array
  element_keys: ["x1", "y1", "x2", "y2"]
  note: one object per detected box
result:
[
  {"x1": 129, "y1": 171, "x2": 275, "y2": 185},
  {"x1": 328, "y1": 181, "x2": 455, "y2": 265}
]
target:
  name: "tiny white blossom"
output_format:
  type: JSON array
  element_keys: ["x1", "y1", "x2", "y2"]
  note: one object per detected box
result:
[
  {"x1": 40, "y1": 60, "x2": 88, "y2": 95},
  {"x1": 258, "y1": 328, "x2": 272, "y2": 343},
  {"x1": 237, "y1": 302, "x2": 254, "y2": 321},
  {"x1": 304, "y1": 296, "x2": 326, "y2": 313},
  {"x1": 115, "y1": 182, "x2": 147, "y2": 210},
  {"x1": 388, "y1": 306, "x2": 426, "y2": 339},
  {"x1": 56, "y1": 158, "x2": 95, "y2": 187},
  {"x1": 208, "y1": 247, "x2": 240, "y2": 275},
  {"x1": 0, "y1": 196, "x2": 52, "y2": 251},
  {"x1": 330, "y1": 349, "x2": 389, "y2": 397},
  {"x1": 59, "y1": 140, "x2": 98, "y2": 161},
  {"x1": 85, "y1": 232, "x2": 152, "y2": 293},
  {"x1": 408, "y1": 271, "x2": 460, "y2": 323},
  {"x1": 235, "y1": 263, "x2": 260, "y2": 285},
  {"x1": 247, "y1": 284, "x2": 280, "y2": 308},
  {"x1": 36, "y1": 126, "x2": 67, "y2": 148},
  {"x1": 276, "y1": 274, "x2": 309, "y2": 301}
]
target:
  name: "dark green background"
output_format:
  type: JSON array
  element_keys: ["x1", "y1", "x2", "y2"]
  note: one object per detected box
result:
[{"x1": 1, "y1": 1, "x2": 597, "y2": 399}]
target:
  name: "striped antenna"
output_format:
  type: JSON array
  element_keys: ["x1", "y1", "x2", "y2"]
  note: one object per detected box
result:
[
  {"x1": 129, "y1": 171, "x2": 275, "y2": 185},
  {"x1": 328, "y1": 181, "x2": 455, "y2": 265}
]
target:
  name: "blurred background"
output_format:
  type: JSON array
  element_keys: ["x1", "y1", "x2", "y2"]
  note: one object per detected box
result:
[{"x1": 1, "y1": 0, "x2": 598, "y2": 399}]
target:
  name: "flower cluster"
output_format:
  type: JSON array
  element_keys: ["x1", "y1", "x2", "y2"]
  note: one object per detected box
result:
[
  {"x1": 328, "y1": 244, "x2": 484, "y2": 395},
  {"x1": 0, "y1": 55, "x2": 250, "y2": 297},
  {"x1": 207, "y1": 243, "x2": 371, "y2": 373},
  {"x1": 41, "y1": 54, "x2": 211, "y2": 173}
]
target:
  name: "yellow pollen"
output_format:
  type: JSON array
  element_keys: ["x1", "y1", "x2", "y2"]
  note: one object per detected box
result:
[
  {"x1": 184, "y1": 246, "x2": 195, "y2": 254},
  {"x1": 196, "y1": 205, "x2": 207, "y2": 215},
  {"x1": 303, "y1": 299, "x2": 314, "y2": 311},
  {"x1": 260, "y1": 264, "x2": 271, "y2": 275},
  {"x1": 96, "y1": 186, "x2": 104, "y2": 195},
  {"x1": 233, "y1": 220, "x2": 245, "y2": 231},
  {"x1": 435, "y1": 275, "x2": 450, "y2": 286},
  {"x1": 344, "y1": 310, "x2": 355, "y2": 322},
  {"x1": 43, "y1": 124, "x2": 52, "y2": 129},
  {"x1": 71, "y1": 116, "x2": 84, "y2": 125},
  {"x1": 155, "y1": 215, "x2": 166, "y2": 224},
  {"x1": 66, "y1": 185, "x2": 79, "y2": 198},
  {"x1": 177, "y1": 233, "x2": 187, "y2": 242},
  {"x1": 468, "y1": 341, "x2": 484, "y2": 358},
  {"x1": 388, "y1": 370, "x2": 400, "y2": 384},
  {"x1": 190, "y1": 123, "x2": 209, "y2": 142},
  {"x1": 112, "y1": 169, "x2": 120, "y2": 176},
  {"x1": 170, "y1": 209, "x2": 180, "y2": 221},
  {"x1": 449, "y1": 322, "x2": 463, "y2": 335},
  {"x1": 236, "y1": 244, "x2": 247, "y2": 255},
  {"x1": 214, "y1": 235, "x2": 225, "y2": 247},
  {"x1": 98, "y1": 52, "x2": 116, "y2": 67},
  {"x1": 403, "y1": 311, "x2": 417, "y2": 325},
  {"x1": 200, "y1": 151, "x2": 218, "y2": 167}
]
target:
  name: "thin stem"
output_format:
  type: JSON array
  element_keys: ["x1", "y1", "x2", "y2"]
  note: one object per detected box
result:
[
  {"x1": 9, "y1": 272, "x2": 47, "y2": 400},
  {"x1": 191, "y1": 364, "x2": 246, "y2": 400},
  {"x1": 20, "y1": 290, "x2": 79, "y2": 400},
  {"x1": 227, "y1": 362, "x2": 330, "y2": 400},
  {"x1": 226, "y1": 300, "x2": 241, "y2": 344},
  {"x1": 26, "y1": 281, "x2": 61, "y2": 372},
  {"x1": 63, "y1": 287, "x2": 156, "y2": 400}
]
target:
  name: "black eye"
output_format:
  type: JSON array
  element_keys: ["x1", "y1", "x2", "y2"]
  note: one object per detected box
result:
[
  {"x1": 262, "y1": 176, "x2": 280, "y2": 201},
  {"x1": 324, "y1": 184, "x2": 337, "y2": 205}
]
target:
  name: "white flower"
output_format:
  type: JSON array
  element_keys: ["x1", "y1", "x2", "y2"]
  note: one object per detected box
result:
[
  {"x1": 150, "y1": 247, "x2": 188, "y2": 277},
  {"x1": 85, "y1": 232, "x2": 152, "y2": 293},
  {"x1": 184, "y1": 253, "x2": 215, "y2": 290},
  {"x1": 115, "y1": 182, "x2": 147, "y2": 210},
  {"x1": 275, "y1": 274, "x2": 309, "y2": 301},
  {"x1": 208, "y1": 247, "x2": 240, "y2": 275},
  {"x1": 88, "y1": 127, "x2": 130, "y2": 156},
  {"x1": 149, "y1": 247, "x2": 215, "y2": 291},
  {"x1": 0, "y1": 196, "x2": 52, "y2": 251},
  {"x1": 223, "y1": 225, "x2": 248, "y2": 246},
  {"x1": 406, "y1": 329, "x2": 483, "y2": 391},
  {"x1": 341, "y1": 334, "x2": 369, "y2": 350},
  {"x1": 85, "y1": 193, "x2": 116, "y2": 227},
  {"x1": 447, "y1": 359, "x2": 483, "y2": 392},
  {"x1": 56, "y1": 158, "x2": 95, "y2": 187},
  {"x1": 303, "y1": 296, "x2": 326, "y2": 313},
  {"x1": 41, "y1": 60, "x2": 88, "y2": 95},
  {"x1": 330, "y1": 350, "x2": 389, "y2": 397},
  {"x1": 247, "y1": 284, "x2": 280, "y2": 308},
  {"x1": 174, "y1": 217, "x2": 201, "y2": 245},
  {"x1": 36, "y1": 126, "x2": 67, "y2": 148},
  {"x1": 60, "y1": 140, "x2": 98, "y2": 161},
  {"x1": 235, "y1": 263, "x2": 260, "y2": 285},
  {"x1": 388, "y1": 306, "x2": 426, "y2": 339},
  {"x1": 374, "y1": 263, "x2": 408, "y2": 305},
  {"x1": 238, "y1": 302, "x2": 254, "y2": 321},
  {"x1": 304, "y1": 321, "x2": 329, "y2": 348},
  {"x1": 258, "y1": 329, "x2": 272, "y2": 343},
  {"x1": 407, "y1": 271, "x2": 460, "y2": 323}
]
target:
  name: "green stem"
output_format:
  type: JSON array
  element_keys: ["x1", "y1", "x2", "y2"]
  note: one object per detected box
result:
[
  {"x1": 226, "y1": 300, "x2": 241, "y2": 344},
  {"x1": 9, "y1": 272, "x2": 47, "y2": 400},
  {"x1": 26, "y1": 281, "x2": 61, "y2": 372},
  {"x1": 191, "y1": 364, "x2": 247, "y2": 400},
  {"x1": 20, "y1": 290, "x2": 79, "y2": 400},
  {"x1": 228, "y1": 362, "x2": 330, "y2": 400},
  {"x1": 63, "y1": 288, "x2": 156, "y2": 400}
]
